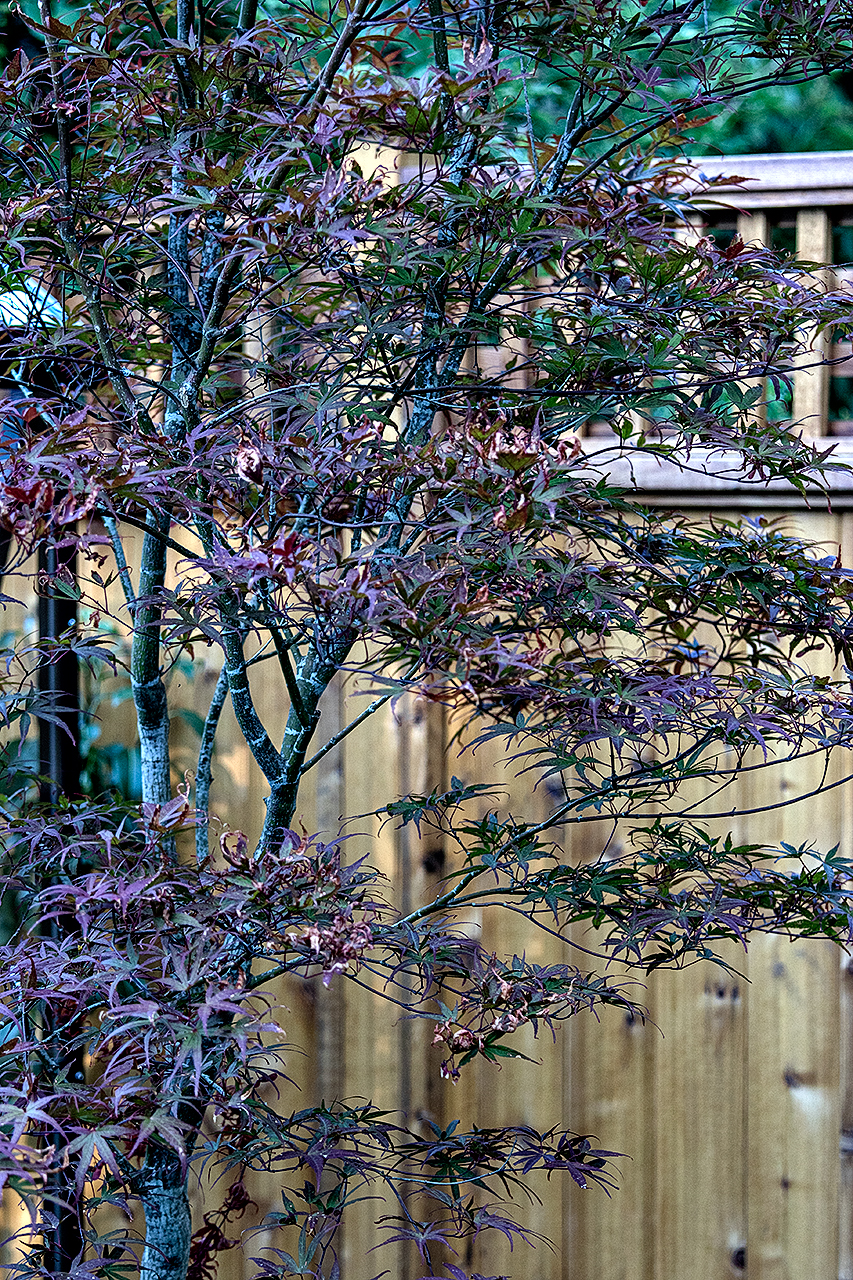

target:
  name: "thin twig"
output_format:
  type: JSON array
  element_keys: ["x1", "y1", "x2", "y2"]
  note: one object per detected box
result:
[
  {"x1": 521, "y1": 54, "x2": 540, "y2": 183},
  {"x1": 257, "y1": 580, "x2": 310, "y2": 726},
  {"x1": 102, "y1": 515, "x2": 136, "y2": 613},
  {"x1": 195, "y1": 662, "x2": 230, "y2": 863},
  {"x1": 300, "y1": 692, "x2": 393, "y2": 777}
]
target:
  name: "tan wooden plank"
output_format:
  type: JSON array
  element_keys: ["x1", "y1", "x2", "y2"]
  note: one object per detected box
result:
[
  {"x1": 838, "y1": 512, "x2": 853, "y2": 1280},
  {"x1": 339, "y1": 692, "x2": 404, "y2": 1280},
  {"x1": 747, "y1": 933, "x2": 840, "y2": 1280},
  {"x1": 839, "y1": 946, "x2": 853, "y2": 1280},
  {"x1": 793, "y1": 210, "x2": 832, "y2": 438},
  {"x1": 311, "y1": 674, "x2": 347, "y2": 1110},
  {"x1": 559, "y1": 603, "x2": 658, "y2": 1280},
  {"x1": 737, "y1": 212, "x2": 770, "y2": 246},
  {"x1": 440, "y1": 729, "x2": 564, "y2": 1280},
  {"x1": 646, "y1": 606, "x2": 749, "y2": 1280},
  {"x1": 394, "y1": 695, "x2": 447, "y2": 1280},
  {"x1": 567, "y1": 579, "x2": 737, "y2": 1280},
  {"x1": 566, "y1": 623, "x2": 741, "y2": 1280},
  {"x1": 737, "y1": 213, "x2": 770, "y2": 432},
  {"x1": 744, "y1": 513, "x2": 842, "y2": 1280},
  {"x1": 651, "y1": 956, "x2": 746, "y2": 1280},
  {"x1": 564, "y1": 942, "x2": 653, "y2": 1280}
]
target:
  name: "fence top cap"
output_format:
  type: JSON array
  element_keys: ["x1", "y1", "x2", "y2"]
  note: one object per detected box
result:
[
  {"x1": 398, "y1": 150, "x2": 853, "y2": 210},
  {"x1": 685, "y1": 151, "x2": 853, "y2": 209}
]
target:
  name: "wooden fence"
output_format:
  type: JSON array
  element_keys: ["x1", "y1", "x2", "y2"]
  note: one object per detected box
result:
[{"x1": 6, "y1": 150, "x2": 853, "y2": 1280}]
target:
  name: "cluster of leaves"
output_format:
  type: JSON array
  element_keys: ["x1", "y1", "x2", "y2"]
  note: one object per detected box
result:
[
  {"x1": 3, "y1": 794, "x2": 852, "y2": 1277},
  {"x1": 1, "y1": 0, "x2": 853, "y2": 1277},
  {"x1": 0, "y1": 805, "x2": 628, "y2": 1274}
]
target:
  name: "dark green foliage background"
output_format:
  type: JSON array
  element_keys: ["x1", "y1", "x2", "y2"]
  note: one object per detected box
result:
[{"x1": 5, "y1": 0, "x2": 853, "y2": 154}]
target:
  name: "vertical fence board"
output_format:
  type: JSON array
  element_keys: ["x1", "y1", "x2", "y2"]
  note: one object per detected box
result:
[
  {"x1": 339, "y1": 693, "x2": 403, "y2": 1280},
  {"x1": 840, "y1": 513, "x2": 853, "y2": 1280},
  {"x1": 738, "y1": 212, "x2": 770, "y2": 246},
  {"x1": 651, "y1": 957, "x2": 746, "y2": 1280},
  {"x1": 312, "y1": 674, "x2": 347, "y2": 1113},
  {"x1": 747, "y1": 933, "x2": 841, "y2": 1280},
  {"x1": 398, "y1": 696, "x2": 448, "y2": 1280},
  {"x1": 650, "y1": 628, "x2": 749, "y2": 1280},
  {"x1": 793, "y1": 209, "x2": 832, "y2": 437},
  {"x1": 833, "y1": 493, "x2": 853, "y2": 1280},
  {"x1": 563, "y1": 817, "x2": 654, "y2": 1280},
  {"x1": 564, "y1": 992, "x2": 653, "y2": 1280},
  {"x1": 745, "y1": 514, "x2": 842, "y2": 1280},
  {"x1": 738, "y1": 212, "x2": 770, "y2": 434},
  {"x1": 839, "y1": 947, "x2": 853, "y2": 1280},
  {"x1": 445, "y1": 731, "x2": 565, "y2": 1280}
]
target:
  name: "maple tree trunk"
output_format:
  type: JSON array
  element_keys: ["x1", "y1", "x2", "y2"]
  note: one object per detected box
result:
[
  {"x1": 131, "y1": 519, "x2": 173, "y2": 823},
  {"x1": 139, "y1": 1152, "x2": 192, "y2": 1280}
]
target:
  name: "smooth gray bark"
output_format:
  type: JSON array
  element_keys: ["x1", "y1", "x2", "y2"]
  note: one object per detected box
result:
[
  {"x1": 195, "y1": 662, "x2": 230, "y2": 863},
  {"x1": 138, "y1": 1156, "x2": 192, "y2": 1280},
  {"x1": 130, "y1": 514, "x2": 173, "y2": 811}
]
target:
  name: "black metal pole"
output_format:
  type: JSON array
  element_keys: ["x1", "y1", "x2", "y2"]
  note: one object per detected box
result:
[
  {"x1": 37, "y1": 542, "x2": 80, "y2": 805},
  {"x1": 37, "y1": 541, "x2": 85, "y2": 1273},
  {"x1": 1, "y1": 334, "x2": 87, "y2": 1269}
]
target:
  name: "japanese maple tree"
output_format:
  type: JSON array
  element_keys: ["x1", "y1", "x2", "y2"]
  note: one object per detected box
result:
[{"x1": 2, "y1": 0, "x2": 853, "y2": 1278}]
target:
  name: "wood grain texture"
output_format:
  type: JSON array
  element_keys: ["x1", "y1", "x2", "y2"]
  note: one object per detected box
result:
[
  {"x1": 445, "y1": 728, "x2": 565, "y2": 1280},
  {"x1": 562, "y1": 817, "x2": 653, "y2": 1280},
  {"x1": 840, "y1": 505, "x2": 853, "y2": 1280},
  {"x1": 394, "y1": 693, "x2": 447, "y2": 1280},
  {"x1": 838, "y1": 944, "x2": 853, "y2": 1280},
  {"x1": 565, "y1": 987, "x2": 653, "y2": 1280},
  {"x1": 651, "y1": 957, "x2": 746, "y2": 1280},
  {"x1": 744, "y1": 513, "x2": 842, "y2": 1280},
  {"x1": 747, "y1": 934, "x2": 840, "y2": 1280},
  {"x1": 649, "y1": 616, "x2": 749, "y2": 1280},
  {"x1": 339, "y1": 691, "x2": 402, "y2": 1280},
  {"x1": 737, "y1": 212, "x2": 770, "y2": 433},
  {"x1": 793, "y1": 209, "x2": 832, "y2": 438}
]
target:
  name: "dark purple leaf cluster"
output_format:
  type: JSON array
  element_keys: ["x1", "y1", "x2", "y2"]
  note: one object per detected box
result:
[{"x1": 2, "y1": 0, "x2": 853, "y2": 1274}]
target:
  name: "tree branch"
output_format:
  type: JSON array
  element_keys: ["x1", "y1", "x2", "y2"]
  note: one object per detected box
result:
[
  {"x1": 296, "y1": 0, "x2": 382, "y2": 112},
  {"x1": 195, "y1": 661, "x2": 230, "y2": 863},
  {"x1": 220, "y1": 620, "x2": 285, "y2": 787},
  {"x1": 299, "y1": 691, "x2": 393, "y2": 777},
  {"x1": 130, "y1": 512, "x2": 173, "y2": 816},
  {"x1": 103, "y1": 515, "x2": 136, "y2": 614}
]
